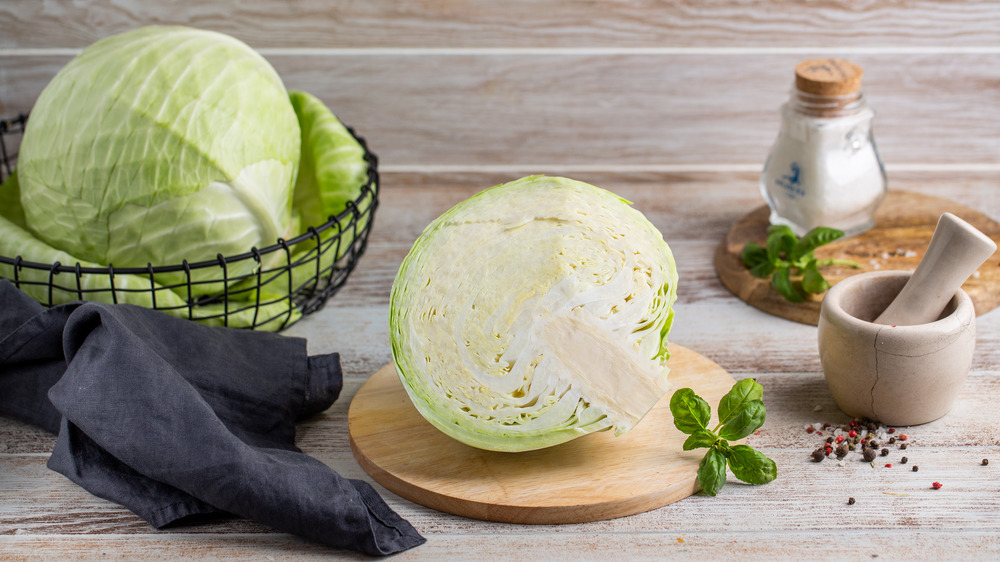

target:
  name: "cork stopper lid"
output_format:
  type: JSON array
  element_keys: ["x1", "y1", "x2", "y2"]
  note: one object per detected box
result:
[{"x1": 794, "y1": 59, "x2": 863, "y2": 96}]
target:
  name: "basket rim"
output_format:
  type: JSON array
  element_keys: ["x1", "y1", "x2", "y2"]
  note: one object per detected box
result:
[{"x1": 0, "y1": 112, "x2": 379, "y2": 277}]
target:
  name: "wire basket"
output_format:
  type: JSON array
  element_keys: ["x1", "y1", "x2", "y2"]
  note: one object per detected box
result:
[{"x1": 0, "y1": 113, "x2": 378, "y2": 331}]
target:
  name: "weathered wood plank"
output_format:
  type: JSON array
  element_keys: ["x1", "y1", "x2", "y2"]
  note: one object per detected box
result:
[
  {"x1": 5, "y1": 364, "x2": 999, "y2": 457},
  {"x1": 0, "y1": 529, "x2": 1000, "y2": 562},
  {"x1": 1, "y1": 530, "x2": 1000, "y2": 560},
  {"x1": 308, "y1": 170, "x2": 1000, "y2": 310},
  {"x1": 2, "y1": 55, "x2": 998, "y2": 166},
  {"x1": 5, "y1": 446, "x2": 1000, "y2": 536},
  {"x1": 2, "y1": 0, "x2": 998, "y2": 49}
]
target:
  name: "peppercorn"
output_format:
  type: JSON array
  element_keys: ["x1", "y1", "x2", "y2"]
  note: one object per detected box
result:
[
  {"x1": 899, "y1": 434, "x2": 908, "y2": 441},
  {"x1": 912, "y1": 466, "x2": 919, "y2": 472},
  {"x1": 812, "y1": 449, "x2": 825, "y2": 462},
  {"x1": 879, "y1": 448, "x2": 888, "y2": 457},
  {"x1": 901, "y1": 456, "x2": 908, "y2": 464},
  {"x1": 806, "y1": 426, "x2": 815, "y2": 434},
  {"x1": 983, "y1": 459, "x2": 990, "y2": 466},
  {"x1": 932, "y1": 482, "x2": 943, "y2": 489},
  {"x1": 848, "y1": 497, "x2": 856, "y2": 505},
  {"x1": 888, "y1": 437, "x2": 896, "y2": 444},
  {"x1": 862, "y1": 448, "x2": 877, "y2": 462},
  {"x1": 836, "y1": 444, "x2": 849, "y2": 458},
  {"x1": 887, "y1": 427, "x2": 896, "y2": 434},
  {"x1": 885, "y1": 463, "x2": 893, "y2": 468},
  {"x1": 848, "y1": 430, "x2": 857, "y2": 438},
  {"x1": 869, "y1": 440, "x2": 880, "y2": 449},
  {"x1": 900, "y1": 443, "x2": 908, "y2": 450},
  {"x1": 826, "y1": 436, "x2": 834, "y2": 444}
]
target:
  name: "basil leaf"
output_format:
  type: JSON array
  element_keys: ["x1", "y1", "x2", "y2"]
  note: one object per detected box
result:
[
  {"x1": 748, "y1": 259, "x2": 776, "y2": 279},
  {"x1": 765, "y1": 225, "x2": 796, "y2": 263},
  {"x1": 716, "y1": 438, "x2": 731, "y2": 456},
  {"x1": 801, "y1": 260, "x2": 831, "y2": 294},
  {"x1": 771, "y1": 267, "x2": 803, "y2": 302},
  {"x1": 682, "y1": 429, "x2": 718, "y2": 451},
  {"x1": 669, "y1": 388, "x2": 711, "y2": 434},
  {"x1": 718, "y1": 379, "x2": 764, "y2": 425},
  {"x1": 697, "y1": 447, "x2": 728, "y2": 496},
  {"x1": 790, "y1": 226, "x2": 845, "y2": 261},
  {"x1": 740, "y1": 242, "x2": 768, "y2": 268},
  {"x1": 718, "y1": 400, "x2": 766, "y2": 441},
  {"x1": 727, "y1": 444, "x2": 778, "y2": 485},
  {"x1": 766, "y1": 224, "x2": 796, "y2": 237}
]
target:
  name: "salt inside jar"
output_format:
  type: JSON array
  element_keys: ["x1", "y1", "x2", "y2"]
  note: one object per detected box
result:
[{"x1": 760, "y1": 59, "x2": 887, "y2": 237}]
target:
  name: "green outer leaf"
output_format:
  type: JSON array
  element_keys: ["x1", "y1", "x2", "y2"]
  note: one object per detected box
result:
[
  {"x1": 0, "y1": 170, "x2": 27, "y2": 228},
  {"x1": 697, "y1": 447, "x2": 728, "y2": 496},
  {"x1": 801, "y1": 260, "x2": 831, "y2": 294},
  {"x1": 0, "y1": 212, "x2": 299, "y2": 330},
  {"x1": 771, "y1": 267, "x2": 804, "y2": 302},
  {"x1": 718, "y1": 379, "x2": 764, "y2": 425},
  {"x1": 670, "y1": 388, "x2": 711, "y2": 434},
  {"x1": 718, "y1": 400, "x2": 766, "y2": 441},
  {"x1": 727, "y1": 444, "x2": 778, "y2": 485},
  {"x1": 682, "y1": 429, "x2": 718, "y2": 451},
  {"x1": 790, "y1": 226, "x2": 845, "y2": 262}
]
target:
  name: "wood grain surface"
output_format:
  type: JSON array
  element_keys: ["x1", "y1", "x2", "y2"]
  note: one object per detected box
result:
[
  {"x1": 2, "y1": 1, "x2": 1000, "y2": 559},
  {"x1": 3, "y1": 53, "x2": 999, "y2": 168},
  {"x1": 715, "y1": 190, "x2": 1000, "y2": 325},
  {"x1": 4, "y1": 1, "x2": 999, "y2": 49},
  {"x1": 348, "y1": 346, "x2": 736, "y2": 525}
]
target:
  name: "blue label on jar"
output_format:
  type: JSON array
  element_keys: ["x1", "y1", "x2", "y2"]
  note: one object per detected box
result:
[{"x1": 775, "y1": 162, "x2": 805, "y2": 199}]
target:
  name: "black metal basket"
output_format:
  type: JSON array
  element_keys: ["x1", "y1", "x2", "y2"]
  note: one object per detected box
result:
[{"x1": 0, "y1": 113, "x2": 378, "y2": 330}]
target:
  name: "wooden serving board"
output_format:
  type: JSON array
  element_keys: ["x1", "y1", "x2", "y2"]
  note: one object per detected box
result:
[
  {"x1": 715, "y1": 190, "x2": 1000, "y2": 325},
  {"x1": 348, "y1": 345, "x2": 736, "y2": 525}
]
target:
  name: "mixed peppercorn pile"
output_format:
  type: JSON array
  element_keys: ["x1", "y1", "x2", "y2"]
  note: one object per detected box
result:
[
  {"x1": 807, "y1": 418, "x2": 910, "y2": 466},
  {"x1": 805, "y1": 417, "x2": 990, "y2": 500}
]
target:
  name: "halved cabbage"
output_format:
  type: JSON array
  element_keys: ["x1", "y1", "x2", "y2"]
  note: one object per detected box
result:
[{"x1": 389, "y1": 176, "x2": 678, "y2": 452}]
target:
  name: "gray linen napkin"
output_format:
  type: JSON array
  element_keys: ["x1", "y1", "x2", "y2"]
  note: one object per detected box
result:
[{"x1": 0, "y1": 280, "x2": 424, "y2": 556}]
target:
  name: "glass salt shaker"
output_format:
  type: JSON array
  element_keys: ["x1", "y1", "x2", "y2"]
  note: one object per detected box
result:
[{"x1": 760, "y1": 59, "x2": 887, "y2": 237}]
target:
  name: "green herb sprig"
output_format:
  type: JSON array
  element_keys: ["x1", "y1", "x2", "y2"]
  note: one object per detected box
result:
[
  {"x1": 669, "y1": 379, "x2": 777, "y2": 496},
  {"x1": 740, "y1": 225, "x2": 860, "y2": 303}
]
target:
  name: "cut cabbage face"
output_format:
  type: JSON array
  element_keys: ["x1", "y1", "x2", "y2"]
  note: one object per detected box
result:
[{"x1": 389, "y1": 176, "x2": 678, "y2": 452}]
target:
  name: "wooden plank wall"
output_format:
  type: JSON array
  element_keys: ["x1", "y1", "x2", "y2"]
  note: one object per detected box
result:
[{"x1": 1, "y1": 1, "x2": 999, "y2": 172}]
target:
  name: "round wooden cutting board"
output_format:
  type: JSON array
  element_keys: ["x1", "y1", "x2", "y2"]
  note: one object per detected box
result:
[
  {"x1": 348, "y1": 345, "x2": 736, "y2": 525},
  {"x1": 715, "y1": 190, "x2": 1000, "y2": 325}
]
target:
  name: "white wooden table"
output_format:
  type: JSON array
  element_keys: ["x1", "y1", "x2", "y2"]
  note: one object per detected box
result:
[{"x1": 2, "y1": 1, "x2": 1000, "y2": 559}]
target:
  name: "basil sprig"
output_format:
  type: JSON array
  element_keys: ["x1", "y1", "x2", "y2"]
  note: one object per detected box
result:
[
  {"x1": 741, "y1": 225, "x2": 860, "y2": 303},
  {"x1": 669, "y1": 379, "x2": 777, "y2": 496}
]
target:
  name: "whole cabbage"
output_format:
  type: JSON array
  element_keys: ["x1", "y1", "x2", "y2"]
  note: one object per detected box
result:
[
  {"x1": 390, "y1": 176, "x2": 678, "y2": 452},
  {"x1": 0, "y1": 26, "x2": 370, "y2": 329}
]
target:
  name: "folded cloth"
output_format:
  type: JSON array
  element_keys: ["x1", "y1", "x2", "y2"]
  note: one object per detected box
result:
[{"x1": 0, "y1": 280, "x2": 424, "y2": 556}]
